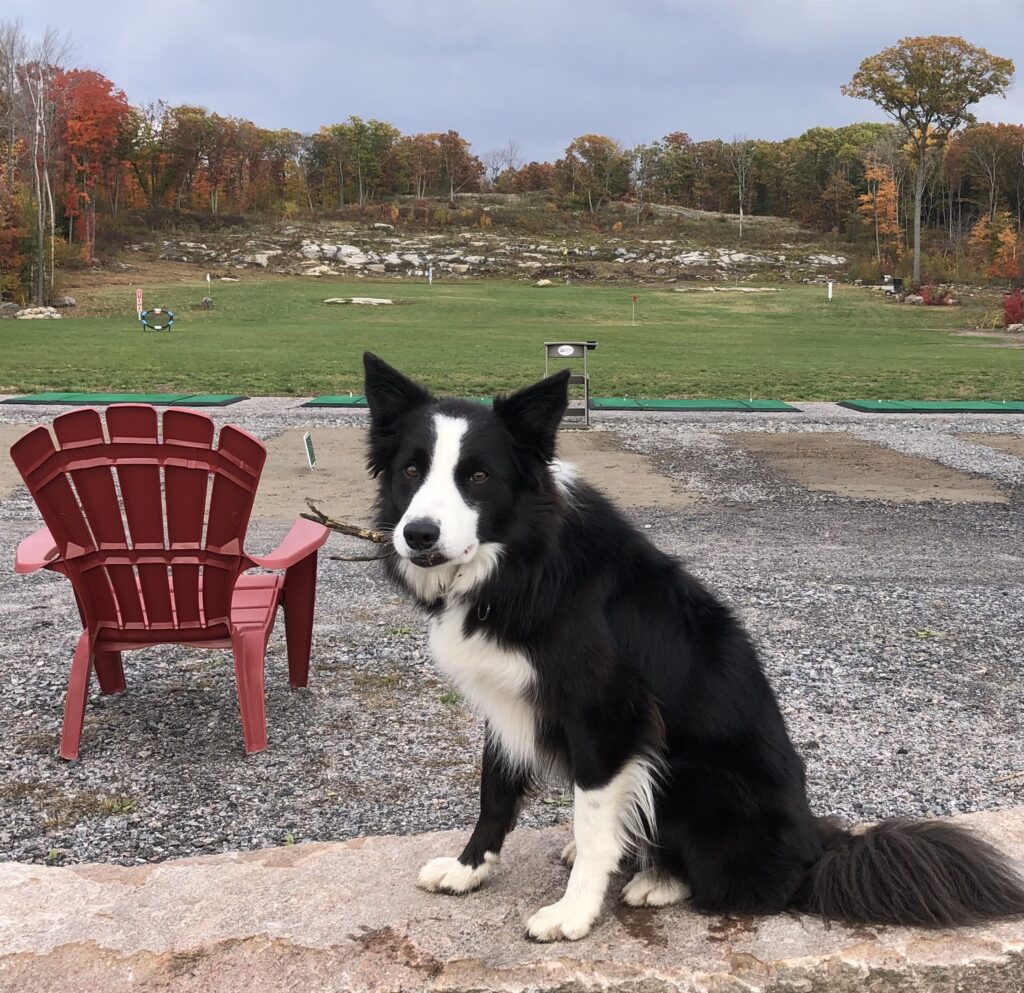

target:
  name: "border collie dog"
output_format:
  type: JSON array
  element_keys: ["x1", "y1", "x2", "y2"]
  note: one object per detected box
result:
[{"x1": 363, "y1": 352, "x2": 1024, "y2": 942}]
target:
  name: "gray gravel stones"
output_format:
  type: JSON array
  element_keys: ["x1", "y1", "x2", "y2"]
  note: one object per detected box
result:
[{"x1": 0, "y1": 402, "x2": 1021, "y2": 867}]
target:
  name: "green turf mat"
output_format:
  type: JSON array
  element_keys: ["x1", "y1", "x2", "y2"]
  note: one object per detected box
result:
[
  {"x1": 743, "y1": 399, "x2": 801, "y2": 412},
  {"x1": 302, "y1": 395, "x2": 368, "y2": 408},
  {"x1": 1, "y1": 392, "x2": 79, "y2": 404},
  {"x1": 302, "y1": 395, "x2": 496, "y2": 408},
  {"x1": 590, "y1": 397, "x2": 642, "y2": 410},
  {"x1": 634, "y1": 398, "x2": 801, "y2": 412},
  {"x1": 640, "y1": 399, "x2": 743, "y2": 411},
  {"x1": 3, "y1": 391, "x2": 190, "y2": 405},
  {"x1": 173, "y1": 394, "x2": 247, "y2": 406},
  {"x1": 2, "y1": 392, "x2": 246, "y2": 406},
  {"x1": 840, "y1": 399, "x2": 1024, "y2": 414}
]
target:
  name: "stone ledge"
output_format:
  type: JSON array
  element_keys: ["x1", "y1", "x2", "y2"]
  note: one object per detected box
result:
[{"x1": 1, "y1": 809, "x2": 1023, "y2": 992}]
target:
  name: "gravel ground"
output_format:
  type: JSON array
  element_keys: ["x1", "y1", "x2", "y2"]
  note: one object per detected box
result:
[{"x1": 0, "y1": 400, "x2": 1022, "y2": 866}]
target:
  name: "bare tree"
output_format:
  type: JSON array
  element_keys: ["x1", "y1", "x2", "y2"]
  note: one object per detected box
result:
[
  {"x1": 500, "y1": 139, "x2": 522, "y2": 174},
  {"x1": 726, "y1": 136, "x2": 756, "y2": 240},
  {"x1": 964, "y1": 127, "x2": 1007, "y2": 220},
  {"x1": 481, "y1": 148, "x2": 505, "y2": 190},
  {"x1": 630, "y1": 142, "x2": 661, "y2": 223},
  {"x1": 482, "y1": 139, "x2": 521, "y2": 192},
  {"x1": 21, "y1": 26, "x2": 70, "y2": 303},
  {"x1": 0, "y1": 21, "x2": 27, "y2": 189}
]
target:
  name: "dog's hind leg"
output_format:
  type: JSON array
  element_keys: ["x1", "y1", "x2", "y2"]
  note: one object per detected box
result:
[
  {"x1": 527, "y1": 757, "x2": 657, "y2": 941},
  {"x1": 419, "y1": 730, "x2": 530, "y2": 895},
  {"x1": 621, "y1": 869, "x2": 690, "y2": 907}
]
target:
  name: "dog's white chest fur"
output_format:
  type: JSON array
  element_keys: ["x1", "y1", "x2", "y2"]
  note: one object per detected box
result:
[{"x1": 429, "y1": 602, "x2": 539, "y2": 770}]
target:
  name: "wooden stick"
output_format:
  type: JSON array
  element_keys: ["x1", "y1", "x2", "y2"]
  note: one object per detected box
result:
[
  {"x1": 992, "y1": 772, "x2": 1024, "y2": 784},
  {"x1": 329, "y1": 553, "x2": 392, "y2": 562},
  {"x1": 302, "y1": 499, "x2": 391, "y2": 544}
]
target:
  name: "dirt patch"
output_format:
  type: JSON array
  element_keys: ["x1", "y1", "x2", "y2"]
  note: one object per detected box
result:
[
  {"x1": 252, "y1": 426, "x2": 694, "y2": 520},
  {"x1": 558, "y1": 430, "x2": 696, "y2": 508},
  {"x1": 252, "y1": 428, "x2": 375, "y2": 522},
  {"x1": 962, "y1": 433, "x2": 1024, "y2": 460},
  {"x1": 950, "y1": 330, "x2": 1024, "y2": 348},
  {"x1": 731, "y1": 432, "x2": 1005, "y2": 503},
  {"x1": 0, "y1": 424, "x2": 32, "y2": 500}
]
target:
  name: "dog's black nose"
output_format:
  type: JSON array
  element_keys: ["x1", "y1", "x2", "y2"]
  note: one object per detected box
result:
[{"x1": 404, "y1": 519, "x2": 440, "y2": 550}]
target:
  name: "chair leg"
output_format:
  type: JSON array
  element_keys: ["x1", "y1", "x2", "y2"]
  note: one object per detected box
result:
[
  {"x1": 94, "y1": 651, "x2": 126, "y2": 694},
  {"x1": 59, "y1": 632, "x2": 93, "y2": 761},
  {"x1": 231, "y1": 630, "x2": 268, "y2": 754},
  {"x1": 283, "y1": 552, "x2": 317, "y2": 689}
]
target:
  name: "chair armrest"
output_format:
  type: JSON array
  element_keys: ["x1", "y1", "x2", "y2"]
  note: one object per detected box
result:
[
  {"x1": 246, "y1": 518, "x2": 330, "y2": 571},
  {"x1": 15, "y1": 526, "x2": 60, "y2": 574}
]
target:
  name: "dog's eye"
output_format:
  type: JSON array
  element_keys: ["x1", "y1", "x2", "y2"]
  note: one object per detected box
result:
[
  {"x1": 403, "y1": 464, "x2": 419, "y2": 479},
  {"x1": 470, "y1": 470, "x2": 489, "y2": 483}
]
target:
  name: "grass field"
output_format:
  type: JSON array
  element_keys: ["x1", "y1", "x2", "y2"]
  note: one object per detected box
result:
[{"x1": 1, "y1": 279, "x2": 1020, "y2": 399}]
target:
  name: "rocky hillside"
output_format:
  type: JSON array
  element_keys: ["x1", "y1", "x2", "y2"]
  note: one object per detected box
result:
[{"x1": 141, "y1": 222, "x2": 847, "y2": 284}]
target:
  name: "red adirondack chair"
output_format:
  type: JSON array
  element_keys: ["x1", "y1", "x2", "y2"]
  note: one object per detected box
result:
[{"x1": 10, "y1": 404, "x2": 330, "y2": 760}]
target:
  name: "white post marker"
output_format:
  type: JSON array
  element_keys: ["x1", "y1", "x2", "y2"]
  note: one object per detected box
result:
[
  {"x1": 827, "y1": 281, "x2": 833, "y2": 302},
  {"x1": 428, "y1": 267, "x2": 433, "y2": 285},
  {"x1": 303, "y1": 432, "x2": 316, "y2": 471},
  {"x1": 135, "y1": 288, "x2": 143, "y2": 317}
]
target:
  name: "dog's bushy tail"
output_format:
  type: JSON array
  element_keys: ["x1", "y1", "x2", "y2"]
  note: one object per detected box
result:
[{"x1": 799, "y1": 817, "x2": 1024, "y2": 927}]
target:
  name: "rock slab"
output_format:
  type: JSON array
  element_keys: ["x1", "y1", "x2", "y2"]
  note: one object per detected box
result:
[{"x1": 2, "y1": 811, "x2": 1024, "y2": 992}]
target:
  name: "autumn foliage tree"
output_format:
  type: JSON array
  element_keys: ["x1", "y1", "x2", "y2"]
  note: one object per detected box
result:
[
  {"x1": 509, "y1": 160, "x2": 556, "y2": 192},
  {"x1": 53, "y1": 68, "x2": 131, "y2": 258},
  {"x1": 558, "y1": 134, "x2": 630, "y2": 213},
  {"x1": 436, "y1": 130, "x2": 484, "y2": 202},
  {"x1": 0, "y1": 156, "x2": 24, "y2": 298},
  {"x1": 395, "y1": 133, "x2": 441, "y2": 198},
  {"x1": 843, "y1": 36, "x2": 1015, "y2": 283},
  {"x1": 858, "y1": 159, "x2": 902, "y2": 265},
  {"x1": 979, "y1": 212, "x2": 1021, "y2": 281}
]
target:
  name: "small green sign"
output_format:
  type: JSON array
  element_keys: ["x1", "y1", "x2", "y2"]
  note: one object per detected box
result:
[{"x1": 303, "y1": 431, "x2": 316, "y2": 470}]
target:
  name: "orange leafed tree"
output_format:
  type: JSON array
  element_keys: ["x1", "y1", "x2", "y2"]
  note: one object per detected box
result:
[
  {"x1": 857, "y1": 159, "x2": 902, "y2": 264},
  {"x1": 989, "y1": 215, "x2": 1020, "y2": 281},
  {"x1": 53, "y1": 69, "x2": 131, "y2": 260},
  {"x1": 0, "y1": 151, "x2": 25, "y2": 299},
  {"x1": 968, "y1": 210, "x2": 1021, "y2": 281}
]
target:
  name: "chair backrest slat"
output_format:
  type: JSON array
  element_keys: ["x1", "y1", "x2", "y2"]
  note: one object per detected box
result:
[
  {"x1": 52, "y1": 409, "x2": 145, "y2": 626},
  {"x1": 106, "y1": 405, "x2": 172, "y2": 625},
  {"x1": 203, "y1": 425, "x2": 265, "y2": 622},
  {"x1": 11, "y1": 404, "x2": 268, "y2": 638},
  {"x1": 205, "y1": 426, "x2": 265, "y2": 551},
  {"x1": 13, "y1": 415, "x2": 120, "y2": 626},
  {"x1": 163, "y1": 410, "x2": 215, "y2": 626}
]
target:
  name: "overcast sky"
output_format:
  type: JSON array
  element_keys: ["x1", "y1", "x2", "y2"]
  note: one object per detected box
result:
[{"x1": 7, "y1": 0, "x2": 1023, "y2": 160}]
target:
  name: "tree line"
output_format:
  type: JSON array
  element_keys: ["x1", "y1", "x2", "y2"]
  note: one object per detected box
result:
[{"x1": 0, "y1": 24, "x2": 1019, "y2": 303}]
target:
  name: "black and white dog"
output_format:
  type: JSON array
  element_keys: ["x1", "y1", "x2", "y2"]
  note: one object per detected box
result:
[{"x1": 363, "y1": 352, "x2": 1024, "y2": 942}]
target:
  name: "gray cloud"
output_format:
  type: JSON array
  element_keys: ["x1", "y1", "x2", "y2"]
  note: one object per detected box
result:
[{"x1": 7, "y1": 0, "x2": 1022, "y2": 159}]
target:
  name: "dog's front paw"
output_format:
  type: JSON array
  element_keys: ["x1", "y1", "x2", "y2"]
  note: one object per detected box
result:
[
  {"x1": 526, "y1": 897, "x2": 598, "y2": 942},
  {"x1": 417, "y1": 854, "x2": 496, "y2": 894},
  {"x1": 559, "y1": 840, "x2": 576, "y2": 867}
]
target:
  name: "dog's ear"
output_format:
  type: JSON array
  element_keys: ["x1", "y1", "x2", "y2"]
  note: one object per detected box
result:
[
  {"x1": 363, "y1": 352, "x2": 432, "y2": 428},
  {"x1": 493, "y1": 369, "x2": 569, "y2": 458}
]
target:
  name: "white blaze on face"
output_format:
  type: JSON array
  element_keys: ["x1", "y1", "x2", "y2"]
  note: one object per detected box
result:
[{"x1": 394, "y1": 414, "x2": 480, "y2": 564}]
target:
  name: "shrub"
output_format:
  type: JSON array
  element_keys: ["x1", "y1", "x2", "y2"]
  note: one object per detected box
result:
[{"x1": 1004, "y1": 288, "x2": 1023, "y2": 326}]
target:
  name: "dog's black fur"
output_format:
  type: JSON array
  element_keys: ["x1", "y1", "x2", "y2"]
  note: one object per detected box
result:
[{"x1": 364, "y1": 351, "x2": 1024, "y2": 928}]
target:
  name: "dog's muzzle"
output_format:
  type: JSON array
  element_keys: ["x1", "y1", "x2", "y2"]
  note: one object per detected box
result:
[{"x1": 403, "y1": 519, "x2": 449, "y2": 567}]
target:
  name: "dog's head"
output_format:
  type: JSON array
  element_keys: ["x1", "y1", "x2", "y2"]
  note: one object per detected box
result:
[{"x1": 363, "y1": 352, "x2": 569, "y2": 594}]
